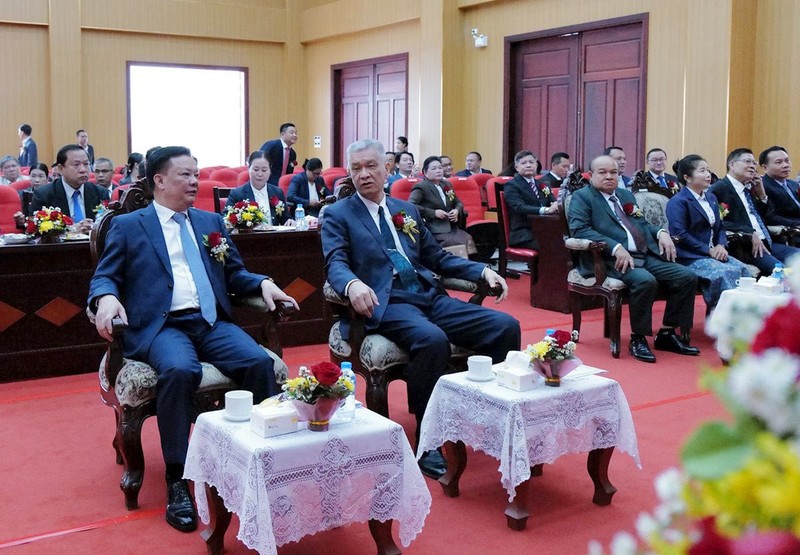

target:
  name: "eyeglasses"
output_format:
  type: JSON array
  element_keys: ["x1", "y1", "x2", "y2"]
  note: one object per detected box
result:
[{"x1": 736, "y1": 158, "x2": 757, "y2": 165}]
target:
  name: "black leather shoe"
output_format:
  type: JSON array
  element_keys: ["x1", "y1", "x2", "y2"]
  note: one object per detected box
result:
[
  {"x1": 654, "y1": 329, "x2": 700, "y2": 356},
  {"x1": 629, "y1": 335, "x2": 656, "y2": 363},
  {"x1": 418, "y1": 450, "x2": 447, "y2": 479},
  {"x1": 166, "y1": 479, "x2": 197, "y2": 532}
]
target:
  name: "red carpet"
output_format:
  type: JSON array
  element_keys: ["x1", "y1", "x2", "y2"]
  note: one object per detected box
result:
[{"x1": 0, "y1": 274, "x2": 727, "y2": 554}]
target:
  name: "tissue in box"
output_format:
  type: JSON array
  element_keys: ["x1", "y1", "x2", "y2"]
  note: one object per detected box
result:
[
  {"x1": 250, "y1": 403, "x2": 299, "y2": 438},
  {"x1": 496, "y1": 351, "x2": 539, "y2": 391}
]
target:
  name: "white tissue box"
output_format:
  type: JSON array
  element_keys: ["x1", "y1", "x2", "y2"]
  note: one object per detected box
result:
[
  {"x1": 250, "y1": 403, "x2": 299, "y2": 438},
  {"x1": 496, "y1": 364, "x2": 539, "y2": 391}
]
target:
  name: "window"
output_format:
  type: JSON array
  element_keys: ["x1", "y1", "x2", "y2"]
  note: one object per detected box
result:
[{"x1": 127, "y1": 62, "x2": 248, "y2": 167}]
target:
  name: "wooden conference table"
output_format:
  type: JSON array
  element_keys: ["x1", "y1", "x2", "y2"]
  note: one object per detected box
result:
[{"x1": 0, "y1": 230, "x2": 329, "y2": 383}]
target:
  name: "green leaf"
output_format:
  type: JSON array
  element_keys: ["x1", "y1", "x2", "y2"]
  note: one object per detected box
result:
[{"x1": 681, "y1": 421, "x2": 756, "y2": 479}]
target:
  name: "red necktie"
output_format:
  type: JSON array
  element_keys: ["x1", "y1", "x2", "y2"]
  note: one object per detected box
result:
[
  {"x1": 610, "y1": 195, "x2": 647, "y2": 253},
  {"x1": 282, "y1": 147, "x2": 290, "y2": 176}
]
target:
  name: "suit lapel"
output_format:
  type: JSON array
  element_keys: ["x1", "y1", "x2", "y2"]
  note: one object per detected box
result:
[
  {"x1": 53, "y1": 179, "x2": 69, "y2": 214},
  {"x1": 352, "y1": 195, "x2": 387, "y2": 250},
  {"x1": 187, "y1": 209, "x2": 221, "y2": 287},
  {"x1": 244, "y1": 183, "x2": 256, "y2": 203},
  {"x1": 686, "y1": 188, "x2": 709, "y2": 222},
  {"x1": 139, "y1": 204, "x2": 172, "y2": 276}
]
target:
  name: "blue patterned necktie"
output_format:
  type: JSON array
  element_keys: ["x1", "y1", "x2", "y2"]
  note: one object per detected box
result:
[
  {"x1": 780, "y1": 181, "x2": 800, "y2": 210},
  {"x1": 71, "y1": 190, "x2": 84, "y2": 221},
  {"x1": 743, "y1": 189, "x2": 772, "y2": 247},
  {"x1": 657, "y1": 175, "x2": 668, "y2": 189},
  {"x1": 377, "y1": 206, "x2": 420, "y2": 293},
  {"x1": 172, "y1": 212, "x2": 217, "y2": 325}
]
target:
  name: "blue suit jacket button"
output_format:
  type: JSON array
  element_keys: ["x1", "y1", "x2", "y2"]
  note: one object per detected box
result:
[
  {"x1": 168, "y1": 284, "x2": 173, "y2": 290},
  {"x1": 162, "y1": 311, "x2": 168, "y2": 317}
]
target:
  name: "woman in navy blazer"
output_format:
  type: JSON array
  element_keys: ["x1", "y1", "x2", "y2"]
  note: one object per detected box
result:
[
  {"x1": 225, "y1": 151, "x2": 287, "y2": 224},
  {"x1": 286, "y1": 158, "x2": 331, "y2": 217},
  {"x1": 666, "y1": 154, "x2": 748, "y2": 309}
]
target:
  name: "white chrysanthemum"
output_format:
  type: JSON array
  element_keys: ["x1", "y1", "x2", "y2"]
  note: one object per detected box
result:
[
  {"x1": 587, "y1": 540, "x2": 605, "y2": 555},
  {"x1": 654, "y1": 467, "x2": 685, "y2": 504},
  {"x1": 634, "y1": 512, "x2": 659, "y2": 541},
  {"x1": 728, "y1": 350, "x2": 800, "y2": 436},
  {"x1": 609, "y1": 531, "x2": 638, "y2": 555}
]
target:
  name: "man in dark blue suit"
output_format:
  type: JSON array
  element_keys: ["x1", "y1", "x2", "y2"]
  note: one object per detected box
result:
[
  {"x1": 259, "y1": 122, "x2": 298, "y2": 186},
  {"x1": 322, "y1": 139, "x2": 520, "y2": 478},
  {"x1": 569, "y1": 155, "x2": 699, "y2": 363},
  {"x1": 89, "y1": 146, "x2": 298, "y2": 532},
  {"x1": 455, "y1": 151, "x2": 492, "y2": 177},
  {"x1": 504, "y1": 150, "x2": 558, "y2": 249},
  {"x1": 18, "y1": 124, "x2": 37, "y2": 167},
  {"x1": 759, "y1": 145, "x2": 800, "y2": 227},
  {"x1": 604, "y1": 146, "x2": 632, "y2": 189}
]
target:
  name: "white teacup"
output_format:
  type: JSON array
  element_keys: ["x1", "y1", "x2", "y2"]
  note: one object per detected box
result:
[
  {"x1": 224, "y1": 390, "x2": 253, "y2": 420},
  {"x1": 467, "y1": 355, "x2": 493, "y2": 380},
  {"x1": 736, "y1": 277, "x2": 757, "y2": 290}
]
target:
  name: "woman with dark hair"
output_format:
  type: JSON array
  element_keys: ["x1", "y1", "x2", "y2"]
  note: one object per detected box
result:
[
  {"x1": 118, "y1": 153, "x2": 144, "y2": 185},
  {"x1": 286, "y1": 158, "x2": 331, "y2": 217},
  {"x1": 408, "y1": 155, "x2": 476, "y2": 256},
  {"x1": 225, "y1": 150, "x2": 287, "y2": 224},
  {"x1": 666, "y1": 154, "x2": 749, "y2": 309}
]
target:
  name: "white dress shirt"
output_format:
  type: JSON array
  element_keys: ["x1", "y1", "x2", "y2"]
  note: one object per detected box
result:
[
  {"x1": 251, "y1": 184, "x2": 273, "y2": 225},
  {"x1": 306, "y1": 180, "x2": 320, "y2": 204},
  {"x1": 435, "y1": 182, "x2": 447, "y2": 205},
  {"x1": 61, "y1": 180, "x2": 87, "y2": 220},
  {"x1": 688, "y1": 188, "x2": 716, "y2": 225},
  {"x1": 728, "y1": 175, "x2": 765, "y2": 239},
  {"x1": 601, "y1": 191, "x2": 637, "y2": 252},
  {"x1": 153, "y1": 200, "x2": 203, "y2": 312}
]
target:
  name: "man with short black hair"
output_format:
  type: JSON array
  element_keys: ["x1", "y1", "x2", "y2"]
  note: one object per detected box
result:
[
  {"x1": 759, "y1": 146, "x2": 800, "y2": 227},
  {"x1": 538, "y1": 152, "x2": 571, "y2": 188},
  {"x1": 93, "y1": 157, "x2": 115, "y2": 192},
  {"x1": 646, "y1": 148, "x2": 678, "y2": 189},
  {"x1": 604, "y1": 146, "x2": 631, "y2": 189},
  {"x1": 76, "y1": 129, "x2": 95, "y2": 169},
  {"x1": 259, "y1": 123, "x2": 298, "y2": 185},
  {"x1": 89, "y1": 146, "x2": 298, "y2": 532},
  {"x1": 387, "y1": 151, "x2": 416, "y2": 190},
  {"x1": 504, "y1": 150, "x2": 557, "y2": 249},
  {"x1": 456, "y1": 151, "x2": 492, "y2": 177},
  {"x1": 440, "y1": 155, "x2": 454, "y2": 178},
  {"x1": 18, "y1": 124, "x2": 37, "y2": 167}
]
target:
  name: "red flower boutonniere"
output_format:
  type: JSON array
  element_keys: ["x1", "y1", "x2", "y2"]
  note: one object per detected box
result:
[
  {"x1": 202, "y1": 231, "x2": 230, "y2": 264},
  {"x1": 667, "y1": 181, "x2": 680, "y2": 194},
  {"x1": 442, "y1": 183, "x2": 455, "y2": 202},
  {"x1": 537, "y1": 182, "x2": 552, "y2": 197},
  {"x1": 623, "y1": 203, "x2": 643, "y2": 218},
  {"x1": 269, "y1": 196, "x2": 285, "y2": 216},
  {"x1": 391, "y1": 210, "x2": 420, "y2": 243},
  {"x1": 719, "y1": 202, "x2": 730, "y2": 219}
]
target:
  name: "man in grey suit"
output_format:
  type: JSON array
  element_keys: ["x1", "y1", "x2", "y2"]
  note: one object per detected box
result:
[{"x1": 568, "y1": 155, "x2": 699, "y2": 362}]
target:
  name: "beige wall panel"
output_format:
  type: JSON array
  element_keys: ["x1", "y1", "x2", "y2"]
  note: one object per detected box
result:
[
  {"x1": 300, "y1": 0, "x2": 420, "y2": 44},
  {"x1": 752, "y1": 0, "x2": 800, "y2": 162},
  {"x1": 81, "y1": 0, "x2": 286, "y2": 43},
  {"x1": 725, "y1": 0, "x2": 755, "y2": 158},
  {"x1": 81, "y1": 30, "x2": 285, "y2": 166},
  {"x1": 303, "y1": 19, "x2": 421, "y2": 167},
  {"x1": 0, "y1": 0, "x2": 48, "y2": 25},
  {"x1": 0, "y1": 25, "x2": 50, "y2": 163}
]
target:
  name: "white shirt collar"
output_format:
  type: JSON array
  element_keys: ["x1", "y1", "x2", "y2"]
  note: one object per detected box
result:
[
  {"x1": 153, "y1": 199, "x2": 184, "y2": 224},
  {"x1": 61, "y1": 179, "x2": 84, "y2": 199},
  {"x1": 687, "y1": 187, "x2": 705, "y2": 201},
  {"x1": 280, "y1": 139, "x2": 291, "y2": 150},
  {"x1": 728, "y1": 174, "x2": 747, "y2": 193}
]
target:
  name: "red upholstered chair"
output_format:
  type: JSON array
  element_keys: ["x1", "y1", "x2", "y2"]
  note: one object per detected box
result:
[
  {"x1": 494, "y1": 182, "x2": 538, "y2": 288},
  {"x1": 209, "y1": 168, "x2": 239, "y2": 188},
  {"x1": 112, "y1": 174, "x2": 124, "y2": 185},
  {"x1": 195, "y1": 180, "x2": 225, "y2": 212},
  {"x1": 0, "y1": 185, "x2": 23, "y2": 231},
  {"x1": 237, "y1": 170, "x2": 250, "y2": 185},
  {"x1": 278, "y1": 174, "x2": 294, "y2": 198},
  {"x1": 448, "y1": 176, "x2": 499, "y2": 263},
  {"x1": 485, "y1": 176, "x2": 512, "y2": 212},
  {"x1": 9, "y1": 180, "x2": 32, "y2": 192},
  {"x1": 323, "y1": 172, "x2": 344, "y2": 191},
  {"x1": 468, "y1": 172, "x2": 494, "y2": 206},
  {"x1": 198, "y1": 168, "x2": 213, "y2": 180},
  {"x1": 20, "y1": 166, "x2": 30, "y2": 175},
  {"x1": 389, "y1": 177, "x2": 420, "y2": 200},
  {"x1": 230, "y1": 165, "x2": 247, "y2": 174},
  {"x1": 323, "y1": 167, "x2": 347, "y2": 177},
  {"x1": 111, "y1": 185, "x2": 129, "y2": 202}
]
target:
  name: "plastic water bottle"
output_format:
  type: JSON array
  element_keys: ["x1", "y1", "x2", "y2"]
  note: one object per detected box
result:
[
  {"x1": 772, "y1": 262, "x2": 785, "y2": 291},
  {"x1": 295, "y1": 204, "x2": 307, "y2": 231},
  {"x1": 339, "y1": 361, "x2": 357, "y2": 422}
]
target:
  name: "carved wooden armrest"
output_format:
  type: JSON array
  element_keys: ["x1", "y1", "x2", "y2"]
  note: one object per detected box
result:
[
  {"x1": 323, "y1": 281, "x2": 348, "y2": 306},
  {"x1": 563, "y1": 238, "x2": 609, "y2": 283},
  {"x1": 105, "y1": 316, "x2": 127, "y2": 388},
  {"x1": 231, "y1": 294, "x2": 297, "y2": 321},
  {"x1": 767, "y1": 225, "x2": 786, "y2": 236}
]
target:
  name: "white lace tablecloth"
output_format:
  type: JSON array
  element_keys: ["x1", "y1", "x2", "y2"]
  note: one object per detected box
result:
[
  {"x1": 418, "y1": 372, "x2": 640, "y2": 500},
  {"x1": 706, "y1": 287, "x2": 792, "y2": 360},
  {"x1": 184, "y1": 408, "x2": 431, "y2": 555}
]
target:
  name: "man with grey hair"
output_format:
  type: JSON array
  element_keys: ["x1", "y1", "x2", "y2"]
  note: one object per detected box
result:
[
  {"x1": 322, "y1": 138, "x2": 521, "y2": 479},
  {"x1": 0, "y1": 155, "x2": 23, "y2": 184},
  {"x1": 93, "y1": 157, "x2": 115, "y2": 192}
]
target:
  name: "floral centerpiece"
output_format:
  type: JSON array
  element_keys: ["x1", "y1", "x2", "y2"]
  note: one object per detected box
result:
[
  {"x1": 282, "y1": 362, "x2": 354, "y2": 431},
  {"x1": 524, "y1": 329, "x2": 581, "y2": 387},
  {"x1": 590, "y1": 259, "x2": 800, "y2": 554},
  {"x1": 25, "y1": 206, "x2": 73, "y2": 243},
  {"x1": 223, "y1": 199, "x2": 266, "y2": 231}
]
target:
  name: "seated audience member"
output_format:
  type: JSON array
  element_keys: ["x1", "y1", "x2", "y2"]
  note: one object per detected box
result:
[
  {"x1": 504, "y1": 150, "x2": 557, "y2": 249},
  {"x1": 759, "y1": 145, "x2": 800, "y2": 227},
  {"x1": 646, "y1": 148, "x2": 679, "y2": 189},
  {"x1": 409, "y1": 155, "x2": 476, "y2": 256},
  {"x1": 18, "y1": 124, "x2": 37, "y2": 168},
  {"x1": 440, "y1": 155, "x2": 454, "y2": 178},
  {"x1": 119, "y1": 152, "x2": 144, "y2": 185},
  {"x1": 89, "y1": 146, "x2": 298, "y2": 532},
  {"x1": 227, "y1": 150, "x2": 287, "y2": 225},
  {"x1": 0, "y1": 156, "x2": 23, "y2": 185},
  {"x1": 260, "y1": 123, "x2": 298, "y2": 185},
  {"x1": 569, "y1": 155, "x2": 700, "y2": 363},
  {"x1": 709, "y1": 148, "x2": 800, "y2": 276},
  {"x1": 395, "y1": 136, "x2": 408, "y2": 152},
  {"x1": 456, "y1": 151, "x2": 492, "y2": 177},
  {"x1": 387, "y1": 151, "x2": 417, "y2": 191},
  {"x1": 28, "y1": 145, "x2": 111, "y2": 234},
  {"x1": 13, "y1": 162, "x2": 50, "y2": 226},
  {"x1": 287, "y1": 158, "x2": 332, "y2": 217},
  {"x1": 385, "y1": 151, "x2": 397, "y2": 175},
  {"x1": 50, "y1": 162, "x2": 61, "y2": 181},
  {"x1": 538, "y1": 152, "x2": 571, "y2": 188},
  {"x1": 93, "y1": 158, "x2": 116, "y2": 192},
  {"x1": 321, "y1": 138, "x2": 520, "y2": 478},
  {"x1": 666, "y1": 155, "x2": 749, "y2": 310},
  {"x1": 604, "y1": 146, "x2": 632, "y2": 189}
]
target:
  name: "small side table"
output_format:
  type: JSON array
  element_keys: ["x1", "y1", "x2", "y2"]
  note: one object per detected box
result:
[
  {"x1": 418, "y1": 372, "x2": 640, "y2": 530},
  {"x1": 185, "y1": 408, "x2": 431, "y2": 555}
]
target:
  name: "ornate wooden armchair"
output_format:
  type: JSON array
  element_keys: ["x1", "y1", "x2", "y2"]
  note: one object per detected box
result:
[{"x1": 89, "y1": 183, "x2": 294, "y2": 510}]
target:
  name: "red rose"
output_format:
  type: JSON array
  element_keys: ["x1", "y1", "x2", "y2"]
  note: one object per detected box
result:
[
  {"x1": 751, "y1": 300, "x2": 800, "y2": 356},
  {"x1": 310, "y1": 362, "x2": 342, "y2": 387},
  {"x1": 63, "y1": 216, "x2": 74, "y2": 226},
  {"x1": 552, "y1": 330, "x2": 573, "y2": 347},
  {"x1": 25, "y1": 220, "x2": 36, "y2": 234},
  {"x1": 207, "y1": 231, "x2": 222, "y2": 248},
  {"x1": 36, "y1": 210, "x2": 47, "y2": 219},
  {"x1": 392, "y1": 212, "x2": 405, "y2": 228},
  {"x1": 537, "y1": 182, "x2": 547, "y2": 190},
  {"x1": 622, "y1": 203, "x2": 635, "y2": 216},
  {"x1": 270, "y1": 196, "x2": 279, "y2": 207},
  {"x1": 235, "y1": 201, "x2": 246, "y2": 209},
  {"x1": 443, "y1": 184, "x2": 452, "y2": 193},
  {"x1": 50, "y1": 211, "x2": 60, "y2": 221},
  {"x1": 228, "y1": 214, "x2": 238, "y2": 225}
]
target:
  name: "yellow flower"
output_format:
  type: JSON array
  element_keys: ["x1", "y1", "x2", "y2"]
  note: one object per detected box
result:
[
  {"x1": 242, "y1": 212, "x2": 253, "y2": 221},
  {"x1": 39, "y1": 220, "x2": 54, "y2": 233}
]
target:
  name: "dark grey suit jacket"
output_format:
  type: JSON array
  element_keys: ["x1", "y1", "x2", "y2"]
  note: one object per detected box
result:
[
  {"x1": 29, "y1": 178, "x2": 111, "y2": 219},
  {"x1": 408, "y1": 179, "x2": 464, "y2": 234},
  {"x1": 504, "y1": 173, "x2": 556, "y2": 248}
]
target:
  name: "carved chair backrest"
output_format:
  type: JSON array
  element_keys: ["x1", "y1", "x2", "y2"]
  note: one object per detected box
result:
[{"x1": 90, "y1": 181, "x2": 153, "y2": 264}]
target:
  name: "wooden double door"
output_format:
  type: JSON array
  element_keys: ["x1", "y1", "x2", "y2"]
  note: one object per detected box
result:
[{"x1": 507, "y1": 16, "x2": 648, "y2": 171}]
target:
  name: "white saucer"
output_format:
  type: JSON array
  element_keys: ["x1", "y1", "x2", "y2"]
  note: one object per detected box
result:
[
  {"x1": 222, "y1": 410, "x2": 250, "y2": 421},
  {"x1": 465, "y1": 373, "x2": 494, "y2": 382}
]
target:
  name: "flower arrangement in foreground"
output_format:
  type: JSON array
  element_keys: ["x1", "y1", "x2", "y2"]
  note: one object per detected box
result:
[
  {"x1": 590, "y1": 258, "x2": 800, "y2": 554},
  {"x1": 26, "y1": 206, "x2": 73, "y2": 238},
  {"x1": 524, "y1": 329, "x2": 580, "y2": 387},
  {"x1": 282, "y1": 362, "x2": 355, "y2": 431},
  {"x1": 223, "y1": 199, "x2": 266, "y2": 229}
]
